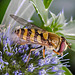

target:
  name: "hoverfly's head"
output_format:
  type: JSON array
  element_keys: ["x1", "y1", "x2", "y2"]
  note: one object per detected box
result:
[{"x1": 58, "y1": 36, "x2": 71, "y2": 56}]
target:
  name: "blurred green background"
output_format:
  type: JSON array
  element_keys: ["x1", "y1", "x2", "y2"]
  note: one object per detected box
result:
[{"x1": 0, "y1": 0, "x2": 75, "y2": 74}]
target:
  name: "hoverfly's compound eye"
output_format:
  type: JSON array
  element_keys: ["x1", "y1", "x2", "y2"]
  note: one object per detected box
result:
[
  {"x1": 58, "y1": 41, "x2": 66, "y2": 53},
  {"x1": 58, "y1": 36, "x2": 67, "y2": 53}
]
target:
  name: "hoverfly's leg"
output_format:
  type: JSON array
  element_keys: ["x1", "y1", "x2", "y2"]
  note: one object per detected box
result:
[
  {"x1": 26, "y1": 49, "x2": 35, "y2": 67},
  {"x1": 60, "y1": 52, "x2": 63, "y2": 56},
  {"x1": 53, "y1": 50, "x2": 64, "y2": 56},
  {"x1": 34, "y1": 46, "x2": 42, "y2": 49},
  {"x1": 26, "y1": 46, "x2": 42, "y2": 67},
  {"x1": 66, "y1": 42, "x2": 71, "y2": 49},
  {"x1": 43, "y1": 46, "x2": 46, "y2": 63},
  {"x1": 43, "y1": 46, "x2": 45, "y2": 58},
  {"x1": 53, "y1": 50, "x2": 60, "y2": 55}
]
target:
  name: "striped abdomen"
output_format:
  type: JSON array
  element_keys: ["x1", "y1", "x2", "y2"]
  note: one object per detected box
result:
[{"x1": 15, "y1": 28, "x2": 61, "y2": 48}]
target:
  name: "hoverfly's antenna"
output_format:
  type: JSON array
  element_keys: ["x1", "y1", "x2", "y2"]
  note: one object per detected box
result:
[{"x1": 66, "y1": 42, "x2": 71, "y2": 49}]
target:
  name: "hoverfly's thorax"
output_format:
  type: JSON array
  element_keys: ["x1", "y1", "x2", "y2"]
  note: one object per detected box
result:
[{"x1": 48, "y1": 32, "x2": 61, "y2": 49}]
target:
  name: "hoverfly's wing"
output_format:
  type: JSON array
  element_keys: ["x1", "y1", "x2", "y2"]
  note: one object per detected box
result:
[{"x1": 10, "y1": 14, "x2": 46, "y2": 32}]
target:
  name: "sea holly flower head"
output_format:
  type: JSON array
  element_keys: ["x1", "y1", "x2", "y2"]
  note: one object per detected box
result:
[
  {"x1": 0, "y1": 0, "x2": 74, "y2": 75},
  {"x1": 0, "y1": 31, "x2": 71, "y2": 74}
]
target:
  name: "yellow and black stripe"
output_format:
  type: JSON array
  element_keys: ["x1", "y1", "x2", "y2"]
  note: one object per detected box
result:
[
  {"x1": 15, "y1": 28, "x2": 49, "y2": 43},
  {"x1": 15, "y1": 28, "x2": 60, "y2": 48}
]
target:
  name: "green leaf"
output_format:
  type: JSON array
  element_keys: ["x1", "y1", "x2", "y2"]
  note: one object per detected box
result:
[
  {"x1": 0, "y1": 0, "x2": 10, "y2": 24},
  {"x1": 56, "y1": 32, "x2": 64, "y2": 36},
  {"x1": 43, "y1": 26, "x2": 52, "y2": 32},
  {"x1": 50, "y1": 11, "x2": 57, "y2": 21},
  {"x1": 57, "y1": 11, "x2": 66, "y2": 25},
  {"x1": 62, "y1": 20, "x2": 75, "y2": 35},
  {"x1": 57, "y1": 24, "x2": 63, "y2": 28},
  {"x1": 31, "y1": 0, "x2": 48, "y2": 24},
  {"x1": 1, "y1": 0, "x2": 35, "y2": 27},
  {"x1": 62, "y1": 67, "x2": 73, "y2": 75},
  {"x1": 31, "y1": 11, "x2": 44, "y2": 28},
  {"x1": 43, "y1": 0, "x2": 53, "y2": 9}
]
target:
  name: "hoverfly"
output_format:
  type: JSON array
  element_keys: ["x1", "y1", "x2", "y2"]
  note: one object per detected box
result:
[{"x1": 10, "y1": 14, "x2": 71, "y2": 65}]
